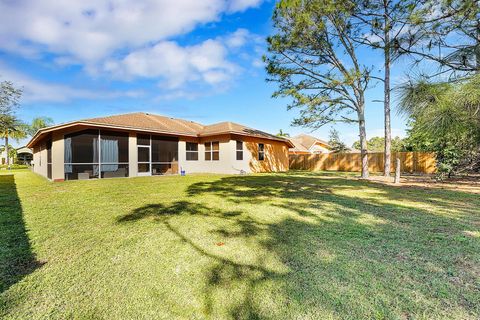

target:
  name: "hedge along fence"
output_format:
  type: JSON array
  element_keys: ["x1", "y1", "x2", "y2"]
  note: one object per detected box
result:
[{"x1": 289, "y1": 152, "x2": 437, "y2": 174}]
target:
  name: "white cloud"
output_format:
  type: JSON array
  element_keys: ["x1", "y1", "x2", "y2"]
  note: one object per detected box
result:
[
  {"x1": 0, "y1": 64, "x2": 143, "y2": 103},
  {"x1": 0, "y1": 0, "x2": 263, "y2": 64},
  {"x1": 104, "y1": 38, "x2": 238, "y2": 89},
  {"x1": 225, "y1": 28, "x2": 250, "y2": 48},
  {"x1": 228, "y1": 0, "x2": 263, "y2": 12},
  {"x1": 0, "y1": 1, "x2": 265, "y2": 95}
]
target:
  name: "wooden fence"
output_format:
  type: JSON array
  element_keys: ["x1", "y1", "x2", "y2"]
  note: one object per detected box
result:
[{"x1": 289, "y1": 152, "x2": 436, "y2": 174}]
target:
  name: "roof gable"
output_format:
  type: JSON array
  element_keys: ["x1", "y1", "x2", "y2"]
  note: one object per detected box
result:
[{"x1": 292, "y1": 134, "x2": 330, "y2": 149}]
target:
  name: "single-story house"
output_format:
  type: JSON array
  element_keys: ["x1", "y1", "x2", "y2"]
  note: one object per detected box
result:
[
  {"x1": 16, "y1": 146, "x2": 33, "y2": 164},
  {"x1": 289, "y1": 134, "x2": 331, "y2": 154},
  {"x1": 1, "y1": 146, "x2": 33, "y2": 165},
  {"x1": 27, "y1": 112, "x2": 294, "y2": 181}
]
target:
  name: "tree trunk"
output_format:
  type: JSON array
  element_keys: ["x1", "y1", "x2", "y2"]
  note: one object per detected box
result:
[
  {"x1": 476, "y1": 19, "x2": 480, "y2": 72},
  {"x1": 394, "y1": 158, "x2": 401, "y2": 184},
  {"x1": 5, "y1": 135, "x2": 9, "y2": 169},
  {"x1": 358, "y1": 110, "x2": 369, "y2": 179},
  {"x1": 383, "y1": 0, "x2": 391, "y2": 177}
]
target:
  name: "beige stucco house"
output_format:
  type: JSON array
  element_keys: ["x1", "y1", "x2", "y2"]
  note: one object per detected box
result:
[
  {"x1": 27, "y1": 112, "x2": 293, "y2": 181},
  {"x1": 289, "y1": 134, "x2": 331, "y2": 154}
]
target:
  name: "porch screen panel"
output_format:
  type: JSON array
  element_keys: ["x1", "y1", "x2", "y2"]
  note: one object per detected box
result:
[
  {"x1": 64, "y1": 129, "x2": 129, "y2": 180},
  {"x1": 151, "y1": 135, "x2": 178, "y2": 175},
  {"x1": 64, "y1": 129, "x2": 99, "y2": 180},
  {"x1": 100, "y1": 131, "x2": 129, "y2": 178}
]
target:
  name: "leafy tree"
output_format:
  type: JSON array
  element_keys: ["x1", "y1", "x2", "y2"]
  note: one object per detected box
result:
[
  {"x1": 0, "y1": 114, "x2": 27, "y2": 169},
  {"x1": 276, "y1": 129, "x2": 290, "y2": 137},
  {"x1": 265, "y1": 0, "x2": 372, "y2": 178},
  {"x1": 328, "y1": 128, "x2": 349, "y2": 153},
  {"x1": 0, "y1": 80, "x2": 22, "y2": 115},
  {"x1": 351, "y1": 0, "x2": 420, "y2": 176},
  {"x1": 399, "y1": 0, "x2": 480, "y2": 76},
  {"x1": 28, "y1": 116, "x2": 54, "y2": 137},
  {"x1": 352, "y1": 136, "x2": 405, "y2": 152},
  {"x1": 397, "y1": 74, "x2": 480, "y2": 177}
]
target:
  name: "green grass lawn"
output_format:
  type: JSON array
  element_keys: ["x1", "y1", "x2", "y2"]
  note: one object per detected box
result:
[{"x1": 1, "y1": 169, "x2": 479, "y2": 319}]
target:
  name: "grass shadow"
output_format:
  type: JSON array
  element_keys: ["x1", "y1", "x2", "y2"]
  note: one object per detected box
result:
[{"x1": 0, "y1": 175, "x2": 44, "y2": 294}]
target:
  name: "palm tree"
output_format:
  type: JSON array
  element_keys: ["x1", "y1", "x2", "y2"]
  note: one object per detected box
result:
[
  {"x1": 0, "y1": 114, "x2": 27, "y2": 169},
  {"x1": 397, "y1": 75, "x2": 480, "y2": 176},
  {"x1": 28, "y1": 116, "x2": 54, "y2": 136},
  {"x1": 276, "y1": 129, "x2": 290, "y2": 137},
  {"x1": 0, "y1": 144, "x2": 16, "y2": 163}
]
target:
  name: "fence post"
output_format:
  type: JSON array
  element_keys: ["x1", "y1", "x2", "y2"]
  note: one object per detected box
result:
[{"x1": 394, "y1": 158, "x2": 401, "y2": 184}]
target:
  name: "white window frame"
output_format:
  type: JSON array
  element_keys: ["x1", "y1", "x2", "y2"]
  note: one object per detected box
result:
[
  {"x1": 205, "y1": 141, "x2": 220, "y2": 161},
  {"x1": 186, "y1": 142, "x2": 199, "y2": 161}
]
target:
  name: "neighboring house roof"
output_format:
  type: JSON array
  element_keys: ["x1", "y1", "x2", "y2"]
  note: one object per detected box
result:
[
  {"x1": 346, "y1": 148, "x2": 361, "y2": 153},
  {"x1": 289, "y1": 134, "x2": 331, "y2": 153},
  {"x1": 16, "y1": 146, "x2": 33, "y2": 154},
  {"x1": 27, "y1": 112, "x2": 294, "y2": 148}
]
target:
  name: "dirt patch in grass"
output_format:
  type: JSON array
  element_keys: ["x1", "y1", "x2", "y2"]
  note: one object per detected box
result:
[{"x1": 363, "y1": 174, "x2": 480, "y2": 194}]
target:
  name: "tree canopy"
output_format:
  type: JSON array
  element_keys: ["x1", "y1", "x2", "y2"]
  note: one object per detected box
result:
[
  {"x1": 265, "y1": 0, "x2": 373, "y2": 177},
  {"x1": 28, "y1": 116, "x2": 54, "y2": 137},
  {"x1": 328, "y1": 128, "x2": 349, "y2": 153},
  {"x1": 352, "y1": 136, "x2": 405, "y2": 152},
  {"x1": 0, "y1": 80, "x2": 22, "y2": 115},
  {"x1": 397, "y1": 74, "x2": 480, "y2": 175},
  {"x1": 0, "y1": 114, "x2": 27, "y2": 167}
]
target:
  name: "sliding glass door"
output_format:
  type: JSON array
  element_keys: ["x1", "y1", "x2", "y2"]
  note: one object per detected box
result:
[{"x1": 136, "y1": 134, "x2": 178, "y2": 176}]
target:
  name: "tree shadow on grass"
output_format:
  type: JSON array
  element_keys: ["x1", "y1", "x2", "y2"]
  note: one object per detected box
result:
[
  {"x1": 118, "y1": 173, "x2": 480, "y2": 319},
  {"x1": 117, "y1": 201, "x2": 274, "y2": 319},
  {"x1": 0, "y1": 175, "x2": 44, "y2": 295}
]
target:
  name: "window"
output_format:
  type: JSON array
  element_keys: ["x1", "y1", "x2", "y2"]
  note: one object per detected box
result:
[
  {"x1": 186, "y1": 142, "x2": 198, "y2": 161},
  {"x1": 236, "y1": 140, "x2": 243, "y2": 161},
  {"x1": 258, "y1": 143, "x2": 265, "y2": 161},
  {"x1": 205, "y1": 141, "x2": 219, "y2": 161}
]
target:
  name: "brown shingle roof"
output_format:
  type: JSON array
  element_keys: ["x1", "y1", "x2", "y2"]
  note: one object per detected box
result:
[
  {"x1": 28, "y1": 112, "x2": 294, "y2": 147},
  {"x1": 289, "y1": 134, "x2": 331, "y2": 152},
  {"x1": 87, "y1": 112, "x2": 204, "y2": 135},
  {"x1": 289, "y1": 137, "x2": 310, "y2": 153},
  {"x1": 200, "y1": 121, "x2": 284, "y2": 141}
]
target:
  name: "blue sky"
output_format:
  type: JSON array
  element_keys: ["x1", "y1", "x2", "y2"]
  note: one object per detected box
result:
[{"x1": 0, "y1": 0, "x2": 409, "y2": 147}]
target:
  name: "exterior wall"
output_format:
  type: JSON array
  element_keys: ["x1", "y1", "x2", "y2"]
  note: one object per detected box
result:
[
  {"x1": 178, "y1": 135, "x2": 248, "y2": 174},
  {"x1": 178, "y1": 134, "x2": 289, "y2": 174},
  {"x1": 243, "y1": 136, "x2": 289, "y2": 173},
  {"x1": 128, "y1": 132, "x2": 138, "y2": 177},
  {"x1": 51, "y1": 132, "x2": 64, "y2": 181},
  {"x1": 33, "y1": 142, "x2": 48, "y2": 178}
]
